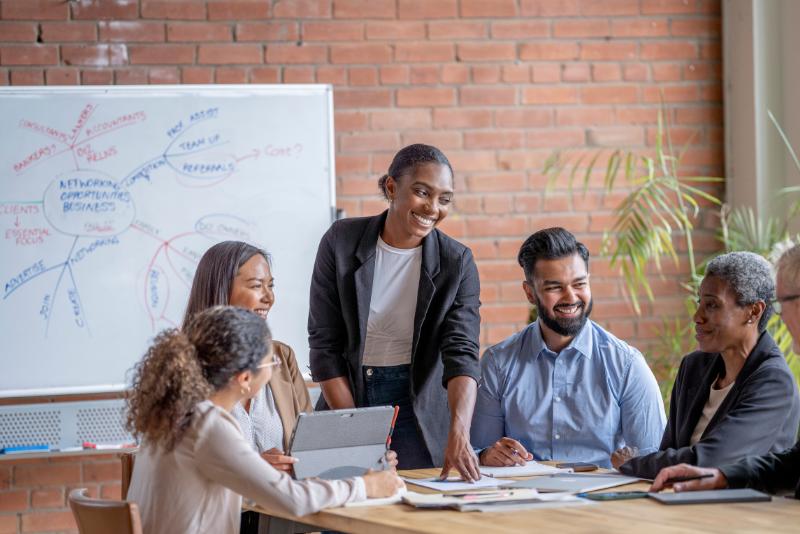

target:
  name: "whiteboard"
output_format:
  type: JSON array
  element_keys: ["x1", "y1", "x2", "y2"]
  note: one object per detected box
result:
[{"x1": 0, "y1": 85, "x2": 335, "y2": 398}]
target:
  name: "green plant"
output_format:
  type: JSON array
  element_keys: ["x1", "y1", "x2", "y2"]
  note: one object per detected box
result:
[
  {"x1": 544, "y1": 111, "x2": 722, "y2": 314},
  {"x1": 544, "y1": 106, "x2": 800, "y2": 403}
]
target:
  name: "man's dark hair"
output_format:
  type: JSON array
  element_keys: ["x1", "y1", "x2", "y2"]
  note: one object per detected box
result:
[{"x1": 517, "y1": 227, "x2": 589, "y2": 281}]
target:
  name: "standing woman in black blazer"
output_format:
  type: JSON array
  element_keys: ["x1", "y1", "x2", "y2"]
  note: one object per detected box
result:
[{"x1": 308, "y1": 144, "x2": 481, "y2": 480}]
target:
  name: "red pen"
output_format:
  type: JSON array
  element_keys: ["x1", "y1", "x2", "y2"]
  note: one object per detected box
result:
[{"x1": 386, "y1": 405, "x2": 400, "y2": 449}]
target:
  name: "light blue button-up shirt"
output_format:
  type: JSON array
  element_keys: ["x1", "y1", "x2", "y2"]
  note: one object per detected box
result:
[{"x1": 471, "y1": 319, "x2": 666, "y2": 468}]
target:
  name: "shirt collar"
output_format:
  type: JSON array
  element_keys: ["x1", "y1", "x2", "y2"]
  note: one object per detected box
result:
[{"x1": 528, "y1": 318, "x2": 593, "y2": 360}]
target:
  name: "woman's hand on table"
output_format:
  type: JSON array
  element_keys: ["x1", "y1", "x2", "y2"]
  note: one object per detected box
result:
[
  {"x1": 650, "y1": 464, "x2": 728, "y2": 492},
  {"x1": 363, "y1": 469, "x2": 405, "y2": 498},
  {"x1": 261, "y1": 448, "x2": 297, "y2": 474},
  {"x1": 439, "y1": 426, "x2": 481, "y2": 481}
]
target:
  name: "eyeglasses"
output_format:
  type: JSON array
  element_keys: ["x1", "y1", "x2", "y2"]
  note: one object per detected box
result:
[
  {"x1": 256, "y1": 354, "x2": 281, "y2": 369},
  {"x1": 772, "y1": 294, "x2": 800, "y2": 315}
]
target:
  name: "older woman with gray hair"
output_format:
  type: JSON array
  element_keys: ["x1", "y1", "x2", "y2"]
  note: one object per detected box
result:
[{"x1": 613, "y1": 251, "x2": 800, "y2": 479}]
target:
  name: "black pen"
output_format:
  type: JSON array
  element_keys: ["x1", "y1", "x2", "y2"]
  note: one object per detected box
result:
[{"x1": 663, "y1": 473, "x2": 714, "y2": 486}]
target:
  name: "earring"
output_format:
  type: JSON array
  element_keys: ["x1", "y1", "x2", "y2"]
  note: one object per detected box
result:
[{"x1": 240, "y1": 385, "x2": 251, "y2": 395}]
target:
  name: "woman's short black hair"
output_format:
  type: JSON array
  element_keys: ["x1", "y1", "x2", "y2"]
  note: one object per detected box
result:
[
  {"x1": 378, "y1": 143, "x2": 453, "y2": 200},
  {"x1": 517, "y1": 227, "x2": 590, "y2": 281}
]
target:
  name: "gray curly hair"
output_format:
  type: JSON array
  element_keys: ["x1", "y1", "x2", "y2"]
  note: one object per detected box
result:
[{"x1": 705, "y1": 251, "x2": 774, "y2": 332}]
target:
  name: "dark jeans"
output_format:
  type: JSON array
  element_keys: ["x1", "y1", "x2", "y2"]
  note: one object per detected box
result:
[{"x1": 363, "y1": 364, "x2": 433, "y2": 470}]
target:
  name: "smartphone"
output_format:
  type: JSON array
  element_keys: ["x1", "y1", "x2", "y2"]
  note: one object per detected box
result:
[
  {"x1": 578, "y1": 491, "x2": 649, "y2": 501},
  {"x1": 555, "y1": 462, "x2": 598, "y2": 472}
]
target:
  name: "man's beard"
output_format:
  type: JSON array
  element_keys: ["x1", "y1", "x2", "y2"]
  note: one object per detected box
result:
[{"x1": 535, "y1": 294, "x2": 593, "y2": 337}]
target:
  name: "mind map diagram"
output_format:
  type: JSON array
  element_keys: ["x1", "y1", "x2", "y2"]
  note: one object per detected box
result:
[{"x1": 2, "y1": 101, "x2": 304, "y2": 336}]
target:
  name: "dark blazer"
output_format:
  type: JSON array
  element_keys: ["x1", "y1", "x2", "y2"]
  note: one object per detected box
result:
[
  {"x1": 620, "y1": 332, "x2": 800, "y2": 479},
  {"x1": 720, "y1": 441, "x2": 800, "y2": 498},
  {"x1": 307, "y1": 211, "x2": 481, "y2": 465}
]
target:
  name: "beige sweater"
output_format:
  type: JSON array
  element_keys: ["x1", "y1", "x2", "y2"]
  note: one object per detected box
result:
[{"x1": 127, "y1": 400, "x2": 366, "y2": 534}]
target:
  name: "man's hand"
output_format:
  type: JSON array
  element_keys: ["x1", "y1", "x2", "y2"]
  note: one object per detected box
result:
[
  {"x1": 650, "y1": 464, "x2": 728, "y2": 493},
  {"x1": 439, "y1": 426, "x2": 481, "y2": 481},
  {"x1": 261, "y1": 447, "x2": 297, "y2": 474},
  {"x1": 479, "y1": 437, "x2": 533, "y2": 467},
  {"x1": 610, "y1": 446, "x2": 639, "y2": 469}
]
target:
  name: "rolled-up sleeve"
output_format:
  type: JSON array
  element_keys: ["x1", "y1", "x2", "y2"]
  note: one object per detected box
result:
[
  {"x1": 307, "y1": 224, "x2": 349, "y2": 382},
  {"x1": 439, "y1": 248, "x2": 481, "y2": 387},
  {"x1": 470, "y1": 349, "x2": 505, "y2": 450}
]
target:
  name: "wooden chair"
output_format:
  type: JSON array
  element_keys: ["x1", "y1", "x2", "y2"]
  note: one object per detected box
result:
[
  {"x1": 68, "y1": 488, "x2": 142, "y2": 534},
  {"x1": 120, "y1": 451, "x2": 135, "y2": 500}
]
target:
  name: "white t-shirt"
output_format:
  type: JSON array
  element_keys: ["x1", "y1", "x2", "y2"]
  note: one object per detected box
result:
[
  {"x1": 690, "y1": 380, "x2": 735, "y2": 445},
  {"x1": 362, "y1": 236, "x2": 422, "y2": 367}
]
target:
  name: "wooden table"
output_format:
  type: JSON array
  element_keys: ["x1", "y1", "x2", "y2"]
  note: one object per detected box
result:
[{"x1": 248, "y1": 468, "x2": 800, "y2": 534}]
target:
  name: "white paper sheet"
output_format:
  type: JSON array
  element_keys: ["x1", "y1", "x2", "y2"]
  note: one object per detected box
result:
[
  {"x1": 460, "y1": 496, "x2": 595, "y2": 512},
  {"x1": 401, "y1": 475, "x2": 510, "y2": 492},
  {"x1": 480, "y1": 462, "x2": 571, "y2": 478},
  {"x1": 343, "y1": 489, "x2": 407, "y2": 508}
]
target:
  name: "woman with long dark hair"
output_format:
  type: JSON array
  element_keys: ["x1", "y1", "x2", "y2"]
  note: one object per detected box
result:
[
  {"x1": 184, "y1": 241, "x2": 310, "y2": 473},
  {"x1": 126, "y1": 306, "x2": 403, "y2": 534},
  {"x1": 308, "y1": 144, "x2": 482, "y2": 479}
]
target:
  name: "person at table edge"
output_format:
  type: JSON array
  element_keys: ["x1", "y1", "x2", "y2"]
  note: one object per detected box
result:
[
  {"x1": 651, "y1": 243, "x2": 800, "y2": 497},
  {"x1": 616, "y1": 251, "x2": 800, "y2": 479},
  {"x1": 471, "y1": 227, "x2": 666, "y2": 469}
]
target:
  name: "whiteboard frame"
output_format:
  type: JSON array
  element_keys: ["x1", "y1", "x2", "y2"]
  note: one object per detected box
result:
[{"x1": 0, "y1": 84, "x2": 336, "y2": 398}]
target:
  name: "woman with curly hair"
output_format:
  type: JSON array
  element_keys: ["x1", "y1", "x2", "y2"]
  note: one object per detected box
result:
[{"x1": 125, "y1": 306, "x2": 404, "y2": 534}]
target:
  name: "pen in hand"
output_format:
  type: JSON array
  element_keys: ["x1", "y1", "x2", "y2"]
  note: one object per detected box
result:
[{"x1": 663, "y1": 473, "x2": 714, "y2": 486}]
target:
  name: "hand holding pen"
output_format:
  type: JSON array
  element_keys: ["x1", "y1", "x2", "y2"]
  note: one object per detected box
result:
[
  {"x1": 650, "y1": 464, "x2": 728, "y2": 492},
  {"x1": 479, "y1": 437, "x2": 533, "y2": 467}
]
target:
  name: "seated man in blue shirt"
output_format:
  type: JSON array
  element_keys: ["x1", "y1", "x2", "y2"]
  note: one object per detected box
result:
[{"x1": 471, "y1": 227, "x2": 666, "y2": 468}]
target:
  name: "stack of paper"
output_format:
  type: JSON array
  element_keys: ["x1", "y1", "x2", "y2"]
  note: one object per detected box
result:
[
  {"x1": 401, "y1": 489, "x2": 592, "y2": 512},
  {"x1": 343, "y1": 488, "x2": 407, "y2": 508},
  {"x1": 401, "y1": 475, "x2": 510, "y2": 492},
  {"x1": 479, "y1": 462, "x2": 571, "y2": 478}
]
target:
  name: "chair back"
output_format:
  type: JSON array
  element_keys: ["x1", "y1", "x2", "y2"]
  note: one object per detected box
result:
[
  {"x1": 120, "y1": 451, "x2": 135, "y2": 500},
  {"x1": 68, "y1": 488, "x2": 142, "y2": 534}
]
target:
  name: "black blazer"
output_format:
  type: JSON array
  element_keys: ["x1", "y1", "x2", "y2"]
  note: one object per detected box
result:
[
  {"x1": 307, "y1": 211, "x2": 481, "y2": 465},
  {"x1": 620, "y1": 332, "x2": 800, "y2": 479},
  {"x1": 720, "y1": 441, "x2": 800, "y2": 498}
]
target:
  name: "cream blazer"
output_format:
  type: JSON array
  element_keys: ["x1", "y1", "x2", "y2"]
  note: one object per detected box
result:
[{"x1": 127, "y1": 400, "x2": 365, "y2": 534}]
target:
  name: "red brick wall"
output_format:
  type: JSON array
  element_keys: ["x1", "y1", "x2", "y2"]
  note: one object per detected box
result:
[
  {"x1": 0, "y1": 0, "x2": 722, "y2": 532},
  {"x1": 0, "y1": 454, "x2": 121, "y2": 534}
]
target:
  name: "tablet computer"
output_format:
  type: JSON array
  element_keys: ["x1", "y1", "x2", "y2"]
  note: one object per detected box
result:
[
  {"x1": 288, "y1": 406, "x2": 394, "y2": 480},
  {"x1": 649, "y1": 489, "x2": 771, "y2": 505}
]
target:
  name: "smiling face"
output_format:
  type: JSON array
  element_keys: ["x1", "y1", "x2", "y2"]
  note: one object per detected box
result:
[
  {"x1": 229, "y1": 254, "x2": 274, "y2": 320},
  {"x1": 693, "y1": 275, "x2": 757, "y2": 353},
  {"x1": 382, "y1": 162, "x2": 453, "y2": 248},
  {"x1": 524, "y1": 253, "x2": 592, "y2": 339}
]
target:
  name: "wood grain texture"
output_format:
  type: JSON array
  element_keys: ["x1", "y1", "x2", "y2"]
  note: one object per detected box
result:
[{"x1": 248, "y1": 467, "x2": 800, "y2": 534}]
